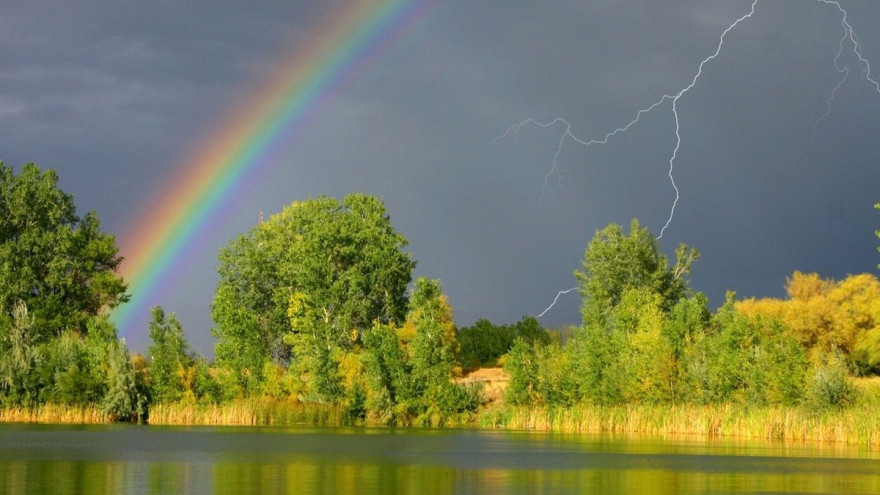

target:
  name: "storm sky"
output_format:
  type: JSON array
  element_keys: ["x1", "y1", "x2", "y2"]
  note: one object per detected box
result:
[{"x1": 2, "y1": 1, "x2": 879, "y2": 354}]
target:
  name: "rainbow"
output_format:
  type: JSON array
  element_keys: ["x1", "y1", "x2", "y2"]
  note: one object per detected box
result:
[{"x1": 111, "y1": 0, "x2": 436, "y2": 336}]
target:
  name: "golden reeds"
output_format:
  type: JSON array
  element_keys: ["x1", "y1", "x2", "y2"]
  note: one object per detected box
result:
[
  {"x1": 478, "y1": 403, "x2": 880, "y2": 446},
  {"x1": 3, "y1": 393, "x2": 879, "y2": 449},
  {"x1": 147, "y1": 399, "x2": 345, "y2": 426},
  {"x1": 0, "y1": 404, "x2": 109, "y2": 424}
]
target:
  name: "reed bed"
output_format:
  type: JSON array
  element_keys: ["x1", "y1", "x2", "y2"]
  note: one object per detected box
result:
[
  {"x1": 3, "y1": 399, "x2": 878, "y2": 449},
  {"x1": 0, "y1": 404, "x2": 109, "y2": 424},
  {"x1": 478, "y1": 403, "x2": 880, "y2": 447},
  {"x1": 148, "y1": 399, "x2": 346, "y2": 426}
]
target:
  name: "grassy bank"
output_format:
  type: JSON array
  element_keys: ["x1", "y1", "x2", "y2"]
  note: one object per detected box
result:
[{"x1": 477, "y1": 403, "x2": 880, "y2": 447}]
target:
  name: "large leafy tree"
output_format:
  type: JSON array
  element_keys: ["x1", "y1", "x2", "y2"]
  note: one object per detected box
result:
[
  {"x1": 0, "y1": 162, "x2": 127, "y2": 338},
  {"x1": 212, "y1": 193, "x2": 415, "y2": 397},
  {"x1": 569, "y1": 219, "x2": 703, "y2": 405},
  {"x1": 574, "y1": 219, "x2": 699, "y2": 325}
]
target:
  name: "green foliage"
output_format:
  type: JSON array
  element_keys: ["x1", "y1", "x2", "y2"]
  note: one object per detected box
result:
[
  {"x1": 0, "y1": 298, "x2": 146, "y2": 417},
  {"x1": 190, "y1": 356, "x2": 221, "y2": 404},
  {"x1": 362, "y1": 322, "x2": 410, "y2": 423},
  {"x1": 0, "y1": 163, "x2": 139, "y2": 415},
  {"x1": 458, "y1": 316, "x2": 549, "y2": 369},
  {"x1": 572, "y1": 288, "x2": 685, "y2": 405},
  {"x1": 130, "y1": 354, "x2": 151, "y2": 418},
  {"x1": 147, "y1": 307, "x2": 191, "y2": 403},
  {"x1": 213, "y1": 194, "x2": 415, "y2": 398},
  {"x1": 533, "y1": 343, "x2": 580, "y2": 406},
  {"x1": 0, "y1": 162, "x2": 127, "y2": 339},
  {"x1": 407, "y1": 279, "x2": 464, "y2": 424},
  {"x1": 100, "y1": 339, "x2": 143, "y2": 421},
  {"x1": 574, "y1": 219, "x2": 698, "y2": 326},
  {"x1": 664, "y1": 293, "x2": 711, "y2": 359},
  {"x1": 41, "y1": 330, "x2": 105, "y2": 406},
  {"x1": 361, "y1": 278, "x2": 477, "y2": 426},
  {"x1": 684, "y1": 295, "x2": 807, "y2": 406},
  {"x1": 748, "y1": 323, "x2": 808, "y2": 406},
  {"x1": 615, "y1": 289, "x2": 677, "y2": 403},
  {"x1": 147, "y1": 306, "x2": 219, "y2": 406},
  {"x1": 505, "y1": 338, "x2": 579, "y2": 407},
  {"x1": 806, "y1": 350, "x2": 858, "y2": 410},
  {"x1": 853, "y1": 330, "x2": 880, "y2": 375},
  {"x1": 563, "y1": 221, "x2": 810, "y2": 408},
  {"x1": 503, "y1": 339, "x2": 538, "y2": 405},
  {"x1": 571, "y1": 323, "x2": 629, "y2": 405},
  {"x1": 0, "y1": 300, "x2": 43, "y2": 405},
  {"x1": 284, "y1": 291, "x2": 344, "y2": 402}
]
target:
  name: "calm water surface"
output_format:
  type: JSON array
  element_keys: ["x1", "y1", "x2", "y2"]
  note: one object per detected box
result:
[{"x1": 0, "y1": 423, "x2": 878, "y2": 494}]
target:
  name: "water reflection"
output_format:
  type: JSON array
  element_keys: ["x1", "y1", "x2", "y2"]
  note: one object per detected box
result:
[{"x1": 0, "y1": 425, "x2": 877, "y2": 494}]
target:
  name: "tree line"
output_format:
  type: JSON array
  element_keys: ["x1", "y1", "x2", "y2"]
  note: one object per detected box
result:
[
  {"x1": 0, "y1": 162, "x2": 878, "y2": 423},
  {"x1": 504, "y1": 219, "x2": 874, "y2": 410}
]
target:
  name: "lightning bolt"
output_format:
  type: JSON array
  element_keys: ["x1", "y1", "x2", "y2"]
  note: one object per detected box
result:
[
  {"x1": 499, "y1": 1, "x2": 759, "y2": 239},
  {"x1": 512, "y1": 0, "x2": 879, "y2": 320},
  {"x1": 536, "y1": 286, "x2": 578, "y2": 318},
  {"x1": 814, "y1": 0, "x2": 880, "y2": 136}
]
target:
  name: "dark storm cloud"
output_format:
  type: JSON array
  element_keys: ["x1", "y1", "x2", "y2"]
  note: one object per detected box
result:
[{"x1": 1, "y1": 1, "x2": 878, "y2": 352}]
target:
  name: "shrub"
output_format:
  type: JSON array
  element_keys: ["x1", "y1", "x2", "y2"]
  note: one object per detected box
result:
[{"x1": 807, "y1": 351, "x2": 858, "y2": 410}]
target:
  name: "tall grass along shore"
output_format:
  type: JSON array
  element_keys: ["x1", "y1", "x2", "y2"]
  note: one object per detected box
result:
[
  {"x1": 477, "y1": 403, "x2": 880, "y2": 447},
  {"x1": 3, "y1": 399, "x2": 878, "y2": 449}
]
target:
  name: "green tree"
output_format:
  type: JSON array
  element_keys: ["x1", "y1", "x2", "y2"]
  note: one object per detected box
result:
[
  {"x1": 574, "y1": 219, "x2": 698, "y2": 326},
  {"x1": 0, "y1": 162, "x2": 128, "y2": 338},
  {"x1": 662, "y1": 294, "x2": 712, "y2": 401},
  {"x1": 615, "y1": 288, "x2": 677, "y2": 403},
  {"x1": 458, "y1": 316, "x2": 549, "y2": 370},
  {"x1": 503, "y1": 338, "x2": 539, "y2": 405},
  {"x1": 570, "y1": 287, "x2": 680, "y2": 405},
  {"x1": 362, "y1": 321, "x2": 410, "y2": 423},
  {"x1": 685, "y1": 294, "x2": 807, "y2": 405},
  {"x1": 0, "y1": 301, "x2": 42, "y2": 405},
  {"x1": 285, "y1": 290, "x2": 344, "y2": 402},
  {"x1": 147, "y1": 307, "x2": 191, "y2": 403},
  {"x1": 407, "y1": 279, "x2": 461, "y2": 420},
  {"x1": 213, "y1": 194, "x2": 415, "y2": 397},
  {"x1": 361, "y1": 278, "x2": 476, "y2": 425},
  {"x1": 569, "y1": 220, "x2": 699, "y2": 405},
  {"x1": 40, "y1": 330, "x2": 105, "y2": 406},
  {"x1": 533, "y1": 342, "x2": 579, "y2": 406},
  {"x1": 100, "y1": 339, "x2": 142, "y2": 421},
  {"x1": 191, "y1": 356, "x2": 221, "y2": 404},
  {"x1": 806, "y1": 349, "x2": 857, "y2": 409},
  {"x1": 458, "y1": 319, "x2": 504, "y2": 370}
]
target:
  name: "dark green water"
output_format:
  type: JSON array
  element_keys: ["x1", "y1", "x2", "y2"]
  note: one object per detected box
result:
[{"x1": 0, "y1": 424, "x2": 878, "y2": 494}]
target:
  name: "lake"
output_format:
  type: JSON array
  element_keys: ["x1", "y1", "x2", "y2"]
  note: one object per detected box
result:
[{"x1": 0, "y1": 424, "x2": 877, "y2": 494}]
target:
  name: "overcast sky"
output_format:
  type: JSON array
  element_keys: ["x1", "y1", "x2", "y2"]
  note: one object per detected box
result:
[{"x1": 2, "y1": 1, "x2": 879, "y2": 354}]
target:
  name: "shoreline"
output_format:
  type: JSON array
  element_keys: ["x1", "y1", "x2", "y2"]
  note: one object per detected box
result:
[{"x1": 3, "y1": 401, "x2": 877, "y2": 448}]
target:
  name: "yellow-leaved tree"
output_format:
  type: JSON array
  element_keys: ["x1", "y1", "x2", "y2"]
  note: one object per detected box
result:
[{"x1": 737, "y1": 272, "x2": 880, "y2": 373}]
